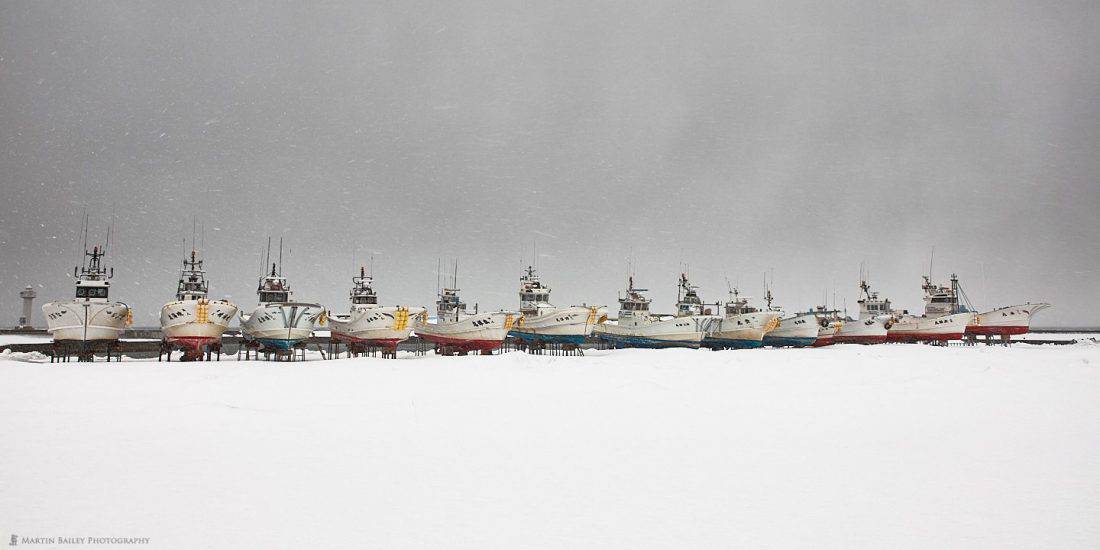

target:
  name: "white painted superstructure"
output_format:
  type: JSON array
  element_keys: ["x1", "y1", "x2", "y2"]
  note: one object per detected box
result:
[
  {"x1": 159, "y1": 249, "x2": 238, "y2": 357},
  {"x1": 834, "y1": 279, "x2": 890, "y2": 344},
  {"x1": 760, "y1": 288, "x2": 819, "y2": 347},
  {"x1": 508, "y1": 266, "x2": 607, "y2": 345},
  {"x1": 239, "y1": 243, "x2": 325, "y2": 351},
  {"x1": 887, "y1": 274, "x2": 974, "y2": 343},
  {"x1": 43, "y1": 244, "x2": 131, "y2": 343},
  {"x1": 705, "y1": 287, "x2": 780, "y2": 349},
  {"x1": 327, "y1": 267, "x2": 425, "y2": 350},
  {"x1": 413, "y1": 262, "x2": 515, "y2": 354},
  {"x1": 594, "y1": 276, "x2": 707, "y2": 348}
]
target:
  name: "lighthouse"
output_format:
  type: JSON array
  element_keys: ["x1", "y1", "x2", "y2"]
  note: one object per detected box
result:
[{"x1": 18, "y1": 286, "x2": 36, "y2": 328}]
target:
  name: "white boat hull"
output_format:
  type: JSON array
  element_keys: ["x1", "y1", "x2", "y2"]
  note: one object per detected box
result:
[
  {"x1": 834, "y1": 316, "x2": 888, "y2": 344},
  {"x1": 763, "y1": 313, "x2": 819, "y2": 347},
  {"x1": 42, "y1": 301, "x2": 130, "y2": 342},
  {"x1": 328, "y1": 306, "x2": 426, "y2": 349},
  {"x1": 240, "y1": 302, "x2": 325, "y2": 350},
  {"x1": 510, "y1": 305, "x2": 608, "y2": 345},
  {"x1": 159, "y1": 299, "x2": 239, "y2": 357},
  {"x1": 594, "y1": 316, "x2": 708, "y2": 348},
  {"x1": 814, "y1": 321, "x2": 843, "y2": 347},
  {"x1": 415, "y1": 311, "x2": 515, "y2": 353},
  {"x1": 705, "y1": 311, "x2": 780, "y2": 349},
  {"x1": 967, "y1": 303, "x2": 1050, "y2": 336},
  {"x1": 160, "y1": 299, "x2": 238, "y2": 339},
  {"x1": 887, "y1": 312, "x2": 973, "y2": 342}
]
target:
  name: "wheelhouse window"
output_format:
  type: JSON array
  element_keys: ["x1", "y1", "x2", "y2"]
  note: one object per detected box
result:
[
  {"x1": 260, "y1": 291, "x2": 288, "y2": 302},
  {"x1": 76, "y1": 286, "x2": 108, "y2": 298},
  {"x1": 353, "y1": 296, "x2": 377, "y2": 305}
]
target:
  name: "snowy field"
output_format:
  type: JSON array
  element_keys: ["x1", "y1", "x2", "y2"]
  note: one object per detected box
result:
[{"x1": 2, "y1": 344, "x2": 1099, "y2": 549}]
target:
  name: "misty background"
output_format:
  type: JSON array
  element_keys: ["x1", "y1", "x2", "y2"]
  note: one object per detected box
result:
[{"x1": 1, "y1": 1, "x2": 1097, "y2": 327}]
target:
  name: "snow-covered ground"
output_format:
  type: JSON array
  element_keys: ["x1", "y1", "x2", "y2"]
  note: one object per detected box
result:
[{"x1": 2, "y1": 344, "x2": 1099, "y2": 549}]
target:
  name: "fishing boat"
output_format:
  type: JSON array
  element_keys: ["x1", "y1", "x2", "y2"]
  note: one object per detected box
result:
[
  {"x1": 886, "y1": 274, "x2": 973, "y2": 343},
  {"x1": 593, "y1": 276, "x2": 707, "y2": 348},
  {"x1": 414, "y1": 263, "x2": 516, "y2": 355},
  {"x1": 673, "y1": 273, "x2": 723, "y2": 333},
  {"x1": 967, "y1": 303, "x2": 1051, "y2": 337},
  {"x1": 327, "y1": 267, "x2": 425, "y2": 352},
  {"x1": 508, "y1": 265, "x2": 607, "y2": 346},
  {"x1": 159, "y1": 249, "x2": 239, "y2": 360},
  {"x1": 833, "y1": 279, "x2": 890, "y2": 344},
  {"x1": 812, "y1": 306, "x2": 843, "y2": 347},
  {"x1": 42, "y1": 237, "x2": 132, "y2": 347},
  {"x1": 945, "y1": 276, "x2": 1051, "y2": 337},
  {"x1": 761, "y1": 288, "x2": 820, "y2": 348},
  {"x1": 239, "y1": 240, "x2": 325, "y2": 351},
  {"x1": 704, "y1": 286, "x2": 780, "y2": 349}
]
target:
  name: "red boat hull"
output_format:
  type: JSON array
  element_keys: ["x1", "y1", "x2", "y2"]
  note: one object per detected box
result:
[
  {"x1": 965, "y1": 325, "x2": 1028, "y2": 336},
  {"x1": 330, "y1": 331, "x2": 402, "y2": 351},
  {"x1": 418, "y1": 333, "x2": 503, "y2": 353},
  {"x1": 165, "y1": 336, "x2": 220, "y2": 360},
  {"x1": 167, "y1": 336, "x2": 219, "y2": 351},
  {"x1": 885, "y1": 332, "x2": 964, "y2": 343},
  {"x1": 812, "y1": 338, "x2": 835, "y2": 347},
  {"x1": 833, "y1": 334, "x2": 888, "y2": 345}
]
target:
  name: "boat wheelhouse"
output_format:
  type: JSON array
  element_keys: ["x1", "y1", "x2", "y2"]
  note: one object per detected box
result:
[
  {"x1": 159, "y1": 249, "x2": 239, "y2": 360},
  {"x1": 238, "y1": 239, "x2": 325, "y2": 353},
  {"x1": 413, "y1": 261, "x2": 515, "y2": 355},
  {"x1": 593, "y1": 276, "x2": 706, "y2": 349},
  {"x1": 43, "y1": 236, "x2": 133, "y2": 348},
  {"x1": 833, "y1": 279, "x2": 889, "y2": 345},
  {"x1": 508, "y1": 265, "x2": 606, "y2": 346},
  {"x1": 886, "y1": 274, "x2": 973, "y2": 343},
  {"x1": 326, "y1": 266, "x2": 424, "y2": 353},
  {"x1": 704, "y1": 286, "x2": 781, "y2": 349}
]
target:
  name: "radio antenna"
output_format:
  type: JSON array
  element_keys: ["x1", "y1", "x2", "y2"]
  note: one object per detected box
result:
[
  {"x1": 81, "y1": 211, "x2": 89, "y2": 254},
  {"x1": 265, "y1": 237, "x2": 272, "y2": 275}
]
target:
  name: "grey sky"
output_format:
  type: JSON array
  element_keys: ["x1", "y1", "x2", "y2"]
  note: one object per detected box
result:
[{"x1": 1, "y1": 1, "x2": 1097, "y2": 327}]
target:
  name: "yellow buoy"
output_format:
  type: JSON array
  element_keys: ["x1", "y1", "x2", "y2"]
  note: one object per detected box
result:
[{"x1": 393, "y1": 307, "x2": 409, "y2": 330}]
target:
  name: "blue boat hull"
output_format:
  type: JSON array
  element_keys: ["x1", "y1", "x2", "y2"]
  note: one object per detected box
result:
[
  {"x1": 703, "y1": 338, "x2": 765, "y2": 349},
  {"x1": 762, "y1": 336, "x2": 817, "y2": 348},
  {"x1": 256, "y1": 337, "x2": 306, "y2": 350},
  {"x1": 508, "y1": 331, "x2": 586, "y2": 345},
  {"x1": 596, "y1": 333, "x2": 701, "y2": 349}
]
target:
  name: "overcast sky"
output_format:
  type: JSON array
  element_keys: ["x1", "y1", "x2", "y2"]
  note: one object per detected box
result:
[{"x1": 1, "y1": 1, "x2": 1097, "y2": 327}]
